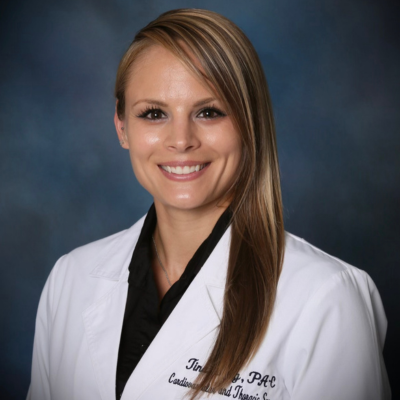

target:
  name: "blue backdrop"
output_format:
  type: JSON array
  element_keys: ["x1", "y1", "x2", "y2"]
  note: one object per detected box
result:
[{"x1": 1, "y1": 0, "x2": 399, "y2": 398}]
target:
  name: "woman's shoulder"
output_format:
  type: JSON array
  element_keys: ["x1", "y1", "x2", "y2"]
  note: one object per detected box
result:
[
  {"x1": 282, "y1": 231, "x2": 375, "y2": 290},
  {"x1": 267, "y1": 233, "x2": 390, "y2": 398},
  {"x1": 279, "y1": 232, "x2": 385, "y2": 329}
]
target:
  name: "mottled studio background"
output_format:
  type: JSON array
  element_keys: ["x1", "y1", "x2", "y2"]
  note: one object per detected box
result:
[{"x1": 1, "y1": 0, "x2": 399, "y2": 398}]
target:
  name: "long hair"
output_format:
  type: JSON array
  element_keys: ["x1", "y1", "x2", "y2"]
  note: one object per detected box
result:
[{"x1": 115, "y1": 9, "x2": 285, "y2": 397}]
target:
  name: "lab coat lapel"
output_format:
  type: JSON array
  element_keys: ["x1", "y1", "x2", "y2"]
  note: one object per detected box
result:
[
  {"x1": 82, "y1": 218, "x2": 145, "y2": 400},
  {"x1": 82, "y1": 277, "x2": 128, "y2": 400},
  {"x1": 121, "y1": 227, "x2": 231, "y2": 400}
]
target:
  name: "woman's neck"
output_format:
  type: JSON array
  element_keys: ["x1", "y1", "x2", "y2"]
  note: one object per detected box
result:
[{"x1": 152, "y1": 201, "x2": 228, "y2": 282}]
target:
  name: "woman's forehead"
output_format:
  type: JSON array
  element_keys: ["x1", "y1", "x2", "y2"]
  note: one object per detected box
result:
[
  {"x1": 128, "y1": 43, "x2": 202, "y2": 79},
  {"x1": 126, "y1": 45, "x2": 221, "y2": 104}
]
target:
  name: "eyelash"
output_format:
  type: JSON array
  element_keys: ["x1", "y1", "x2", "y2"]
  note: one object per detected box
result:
[
  {"x1": 197, "y1": 106, "x2": 226, "y2": 119},
  {"x1": 136, "y1": 106, "x2": 165, "y2": 120},
  {"x1": 135, "y1": 105, "x2": 226, "y2": 120}
]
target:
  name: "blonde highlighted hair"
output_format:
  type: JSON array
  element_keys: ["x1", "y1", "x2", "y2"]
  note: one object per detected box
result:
[{"x1": 115, "y1": 9, "x2": 285, "y2": 398}]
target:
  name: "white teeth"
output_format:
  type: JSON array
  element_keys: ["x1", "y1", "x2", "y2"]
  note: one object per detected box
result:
[{"x1": 161, "y1": 164, "x2": 206, "y2": 175}]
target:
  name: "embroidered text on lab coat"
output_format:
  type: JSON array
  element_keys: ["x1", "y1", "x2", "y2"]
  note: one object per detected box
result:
[{"x1": 167, "y1": 358, "x2": 277, "y2": 399}]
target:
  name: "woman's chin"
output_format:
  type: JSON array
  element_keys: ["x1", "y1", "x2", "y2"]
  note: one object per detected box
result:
[{"x1": 154, "y1": 195, "x2": 217, "y2": 212}]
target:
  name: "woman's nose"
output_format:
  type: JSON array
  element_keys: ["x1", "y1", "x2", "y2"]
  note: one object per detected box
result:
[{"x1": 163, "y1": 118, "x2": 201, "y2": 152}]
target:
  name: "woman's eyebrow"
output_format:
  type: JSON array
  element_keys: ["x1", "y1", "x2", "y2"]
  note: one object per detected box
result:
[
  {"x1": 132, "y1": 99, "x2": 167, "y2": 107},
  {"x1": 132, "y1": 97, "x2": 217, "y2": 108},
  {"x1": 193, "y1": 97, "x2": 217, "y2": 107}
]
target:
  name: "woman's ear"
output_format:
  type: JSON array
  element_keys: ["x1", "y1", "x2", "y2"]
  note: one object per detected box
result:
[{"x1": 114, "y1": 106, "x2": 129, "y2": 149}]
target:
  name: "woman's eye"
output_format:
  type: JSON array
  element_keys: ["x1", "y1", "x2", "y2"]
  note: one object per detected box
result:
[
  {"x1": 197, "y1": 107, "x2": 226, "y2": 119},
  {"x1": 137, "y1": 108, "x2": 166, "y2": 120}
]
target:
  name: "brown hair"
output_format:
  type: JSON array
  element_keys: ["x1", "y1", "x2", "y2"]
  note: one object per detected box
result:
[{"x1": 115, "y1": 9, "x2": 285, "y2": 397}]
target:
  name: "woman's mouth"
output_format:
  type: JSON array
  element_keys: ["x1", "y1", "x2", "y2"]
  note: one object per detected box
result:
[
  {"x1": 160, "y1": 163, "x2": 207, "y2": 175},
  {"x1": 158, "y1": 162, "x2": 210, "y2": 181}
]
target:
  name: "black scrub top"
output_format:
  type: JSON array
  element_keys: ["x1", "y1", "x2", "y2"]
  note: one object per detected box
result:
[{"x1": 116, "y1": 204, "x2": 232, "y2": 399}]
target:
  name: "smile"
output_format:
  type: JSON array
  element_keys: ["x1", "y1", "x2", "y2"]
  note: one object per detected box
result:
[{"x1": 160, "y1": 164, "x2": 207, "y2": 175}]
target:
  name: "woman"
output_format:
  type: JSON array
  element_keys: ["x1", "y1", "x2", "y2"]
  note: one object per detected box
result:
[{"x1": 28, "y1": 9, "x2": 390, "y2": 400}]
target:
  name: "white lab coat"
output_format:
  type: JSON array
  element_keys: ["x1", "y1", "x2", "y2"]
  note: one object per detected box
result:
[{"x1": 27, "y1": 214, "x2": 391, "y2": 400}]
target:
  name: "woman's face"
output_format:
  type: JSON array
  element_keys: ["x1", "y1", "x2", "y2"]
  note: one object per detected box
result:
[{"x1": 114, "y1": 45, "x2": 242, "y2": 212}]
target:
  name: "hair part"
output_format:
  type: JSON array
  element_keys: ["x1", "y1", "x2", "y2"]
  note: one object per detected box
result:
[{"x1": 115, "y1": 9, "x2": 285, "y2": 398}]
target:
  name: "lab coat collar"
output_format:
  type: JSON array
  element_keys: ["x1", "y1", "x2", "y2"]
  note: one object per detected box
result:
[
  {"x1": 83, "y1": 215, "x2": 231, "y2": 400},
  {"x1": 88, "y1": 214, "x2": 146, "y2": 281}
]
